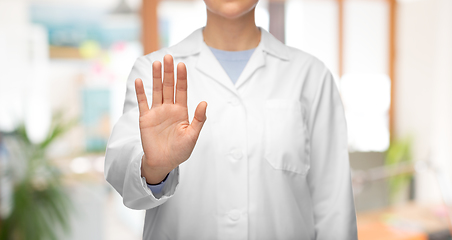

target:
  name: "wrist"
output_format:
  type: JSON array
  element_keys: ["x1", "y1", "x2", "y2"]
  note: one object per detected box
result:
[
  {"x1": 147, "y1": 172, "x2": 170, "y2": 186},
  {"x1": 141, "y1": 154, "x2": 173, "y2": 184}
]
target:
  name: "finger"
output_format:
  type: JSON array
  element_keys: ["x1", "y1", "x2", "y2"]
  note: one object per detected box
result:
[
  {"x1": 175, "y1": 62, "x2": 187, "y2": 107},
  {"x1": 162, "y1": 54, "x2": 175, "y2": 104},
  {"x1": 135, "y1": 78, "x2": 149, "y2": 116},
  {"x1": 152, "y1": 61, "x2": 163, "y2": 107},
  {"x1": 188, "y1": 101, "x2": 207, "y2": 137}
]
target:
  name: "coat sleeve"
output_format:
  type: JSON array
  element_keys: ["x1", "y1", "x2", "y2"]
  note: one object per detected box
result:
[
  {"x1": 306, "y1": 67, "x2": 358, "y2": 239},
  {"x1": 104, "y1": 56, "x2": 180, "y2": 210}
]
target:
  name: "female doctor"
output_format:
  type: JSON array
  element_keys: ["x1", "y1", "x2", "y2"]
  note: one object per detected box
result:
[{"x1": 105, "y1": 0, "x2": 358, "y2": 239}]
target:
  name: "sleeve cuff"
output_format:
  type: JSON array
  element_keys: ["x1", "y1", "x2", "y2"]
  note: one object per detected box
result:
[
  {"x1": 138, "y1": 155, "x2": 179, "y2": 200},
  {"x1": 145, "y1": 170, "x2": 172, "y2": 195}
]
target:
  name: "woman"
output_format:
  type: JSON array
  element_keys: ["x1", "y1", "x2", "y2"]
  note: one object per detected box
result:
[{"x1": 105, "y1": 0, "x2": 358, "y2": 239}]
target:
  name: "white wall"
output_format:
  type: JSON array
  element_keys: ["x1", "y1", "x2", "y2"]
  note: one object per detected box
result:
[{"x1": 396, "y1": 0, "x2": 452, "y2": 204}]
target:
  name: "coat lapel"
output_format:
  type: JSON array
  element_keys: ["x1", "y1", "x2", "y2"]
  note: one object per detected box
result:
[
  {"x1": 235, "y1": 27, "x2": 290, "y2": 89},
  {"x1": 196, "y1": 42, "x2": 239, "y2": 96},
  {"x1": 234, "y1": 42, "x2": 266, "y2": 90},
  {"x1": 169, "y1": 27, "x2": 290, "y2": 96}
]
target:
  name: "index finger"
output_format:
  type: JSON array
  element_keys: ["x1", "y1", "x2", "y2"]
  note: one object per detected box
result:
[{"x1": 135, "y1": 78, "x2": 150, "y2": 116}]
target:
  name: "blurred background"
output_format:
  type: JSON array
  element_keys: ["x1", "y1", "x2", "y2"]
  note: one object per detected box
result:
[{"x1": 0, "y1": 0, "x2": 451, "y2": 239}]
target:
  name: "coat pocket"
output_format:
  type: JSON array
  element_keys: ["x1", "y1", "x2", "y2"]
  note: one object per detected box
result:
[{"x1": 264, "y1": 99, "x2": 310, "y2": 175}]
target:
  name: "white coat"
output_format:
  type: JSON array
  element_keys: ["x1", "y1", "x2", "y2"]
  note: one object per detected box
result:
[{"x1": 105, "y1": 27, "x2": 358, "y2": 240}]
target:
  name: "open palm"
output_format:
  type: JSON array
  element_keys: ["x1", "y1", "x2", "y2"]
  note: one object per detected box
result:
[{"x1": 135, "y1": 54, "x2": 207, "y2": 184}]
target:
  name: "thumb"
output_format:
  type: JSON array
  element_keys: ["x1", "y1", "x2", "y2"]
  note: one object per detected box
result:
[{"x1": 189, "y1": 101, "x2": 207, "y2": 136}]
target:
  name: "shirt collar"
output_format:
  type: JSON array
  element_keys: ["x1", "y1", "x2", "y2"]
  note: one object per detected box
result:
[{"x1": 169, "y1": 26, "x2": 290, "y2": 61}]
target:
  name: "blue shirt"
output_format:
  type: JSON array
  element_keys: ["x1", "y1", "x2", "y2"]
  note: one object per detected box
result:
[
  {"x1": 208, "y1": 46, "x2": 256, "y2": 84},
  {"x1": 147, "y1": 46, "x2": 256, "y2": 194}
]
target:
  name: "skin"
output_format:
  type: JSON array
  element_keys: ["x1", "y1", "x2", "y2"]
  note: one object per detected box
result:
[
  {"x1": 203, "y1": 0, "x2": 261, "y2": 51},
  {"x1": 137, "y1": 0, "x2": 261, "y2": 184}
]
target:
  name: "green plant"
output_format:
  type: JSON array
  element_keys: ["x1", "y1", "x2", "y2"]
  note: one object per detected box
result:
[
  {"x1": 0, "y1": 112, "x2": 78, "y2": 240},
  {"x1": 385, "y1": 136, "x2": 414, "y2": 203}
]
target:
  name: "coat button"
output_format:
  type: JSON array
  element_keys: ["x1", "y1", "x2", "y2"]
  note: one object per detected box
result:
[
  {"x1": 229, "y1": 98, "x2": 240, "y2": 106},
  {"x1": 231, "y1": 149, "x2": 243, "y2": 160},
  {"x1": 228, "y1": 210, "x2": 241, "y2": 221}
]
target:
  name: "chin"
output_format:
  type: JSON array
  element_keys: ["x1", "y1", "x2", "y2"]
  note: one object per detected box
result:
[{"x1": 205, "y1": 0, "x2": 259, "y2": 19}]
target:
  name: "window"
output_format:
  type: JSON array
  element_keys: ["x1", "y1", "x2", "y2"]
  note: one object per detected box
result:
[{"x1": 285, "y1": 0, "x2": 392, "y2": 152}]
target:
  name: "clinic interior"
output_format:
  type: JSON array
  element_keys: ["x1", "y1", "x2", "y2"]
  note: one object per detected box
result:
[{"x1": 0, "y1": 0, "x2": 451, "y2": 239}]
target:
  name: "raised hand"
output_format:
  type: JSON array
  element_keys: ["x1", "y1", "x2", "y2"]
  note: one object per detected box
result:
[{"x1": 136, "y1": 54, "x2": 207, "y2": 184}]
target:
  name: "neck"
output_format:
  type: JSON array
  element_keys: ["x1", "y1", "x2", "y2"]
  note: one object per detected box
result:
[{"x1": 203, "y1": 9, "x2": 261, "y2": 51}]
